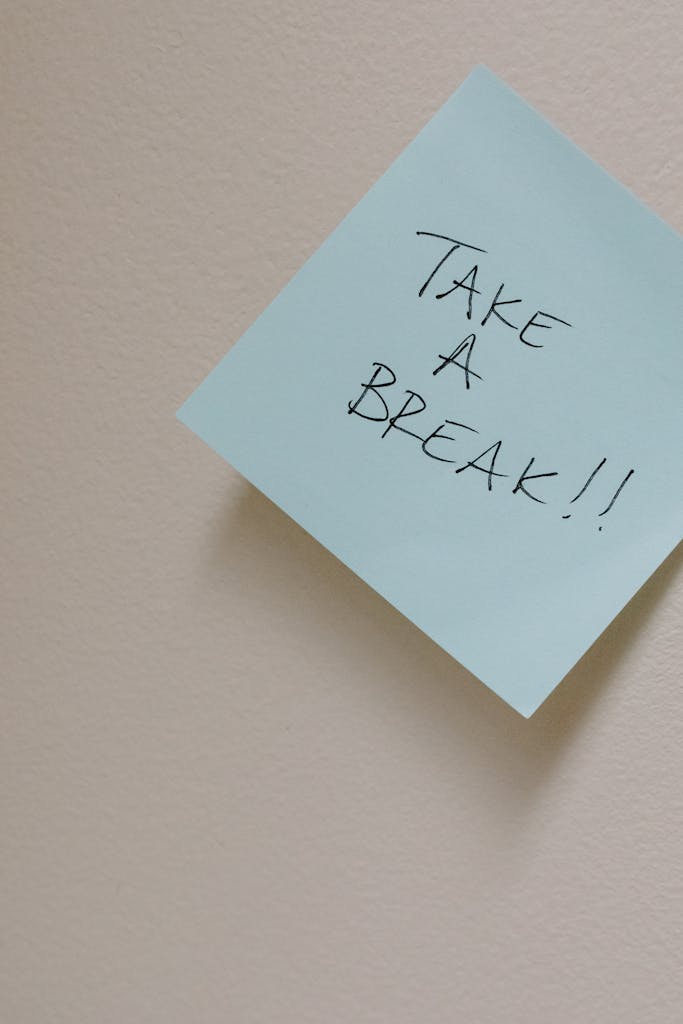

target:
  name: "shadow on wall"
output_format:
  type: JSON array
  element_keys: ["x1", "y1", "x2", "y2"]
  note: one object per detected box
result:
[{"x1": 203, "y1": 478, "x2": 681, "y2": 800}]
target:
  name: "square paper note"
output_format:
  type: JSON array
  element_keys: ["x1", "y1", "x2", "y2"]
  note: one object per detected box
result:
[{"x1": 178, "y1": 66, "x2": 682, "y2": 717}]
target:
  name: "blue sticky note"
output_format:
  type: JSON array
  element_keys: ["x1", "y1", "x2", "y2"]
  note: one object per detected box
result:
[{"x1": 178, "y1": 66, "x2": 682, "y2": 717}]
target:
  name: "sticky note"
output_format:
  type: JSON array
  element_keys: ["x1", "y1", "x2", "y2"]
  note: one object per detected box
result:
[{"x1": 178, "y1": 66, "x2": 682, "y2": 717}]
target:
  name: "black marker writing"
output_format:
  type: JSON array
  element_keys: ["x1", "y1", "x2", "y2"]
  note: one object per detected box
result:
[
  {"x1": 421, "y1": 420, "x2": 479, "y2": 463},
  {"x1": 417, "y1": 229, "x2": 572, "y2": 350},
  {"x1": 520, "y1": 310, "x2": 573, "y2": 348},
  {"x1": 512, "y1": 458, "x2": 559, "y2": 504},
  {"x1": 381, "y1": 390, "x2": 426, "y2": 440},
  {"x1": 454, "y1": 440, "x2": 507, "y2": 492},
  {"x1": 343, "y1": 227, "x2": 634, "y2": 531},
  {"x1": 433, "y1": 334, "x2": 481, "y2": 389},
  {"x1": 345, "y1": 360, "x2": 636, "y2": 528},
  {"x1": 598, "y1": 469, "x2": 635, "y2": 522},
  {"x1": 570, "y1": 458, "x2": 607, "y2": 504},
  {"x1": 480, "y1": 283, "x2": 522, "y2": 330},
  {"x1": 416, "y1": 231, "x2": 487, "y2": 298},
  {"x1": 435, "y1": 265, "x2": 481, "y2": 320},
  {"x1": 347, "y1": 362, "x2": 396, "y2": 422}
]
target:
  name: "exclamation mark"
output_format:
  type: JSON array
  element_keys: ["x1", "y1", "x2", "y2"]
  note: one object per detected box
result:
[
  {"x1": 561, "y1": 458, "x2": 607, "y2": 519},
  {"x1": 597, "y1": 469, "x2": 635, "y2": 531}
]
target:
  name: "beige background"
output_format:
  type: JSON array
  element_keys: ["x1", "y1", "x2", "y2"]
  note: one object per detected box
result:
[{"x1": 3, "y1": 2, "x2": 682, "y2": 1021}]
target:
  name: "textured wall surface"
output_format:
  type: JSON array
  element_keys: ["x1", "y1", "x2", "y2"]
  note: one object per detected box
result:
[{"x1": 2, "y1": 2, "x2": 682, "y2": 1022}]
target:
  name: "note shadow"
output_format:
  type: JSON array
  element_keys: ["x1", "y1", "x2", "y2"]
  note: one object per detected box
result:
[{"x1": 205, "y1": 479, "x2": 681, "y2": 812}]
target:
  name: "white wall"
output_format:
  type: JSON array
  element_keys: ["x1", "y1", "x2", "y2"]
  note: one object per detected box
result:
[{"x1": 3, "y1": 2, "x2": 682, "y2": 1021}]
